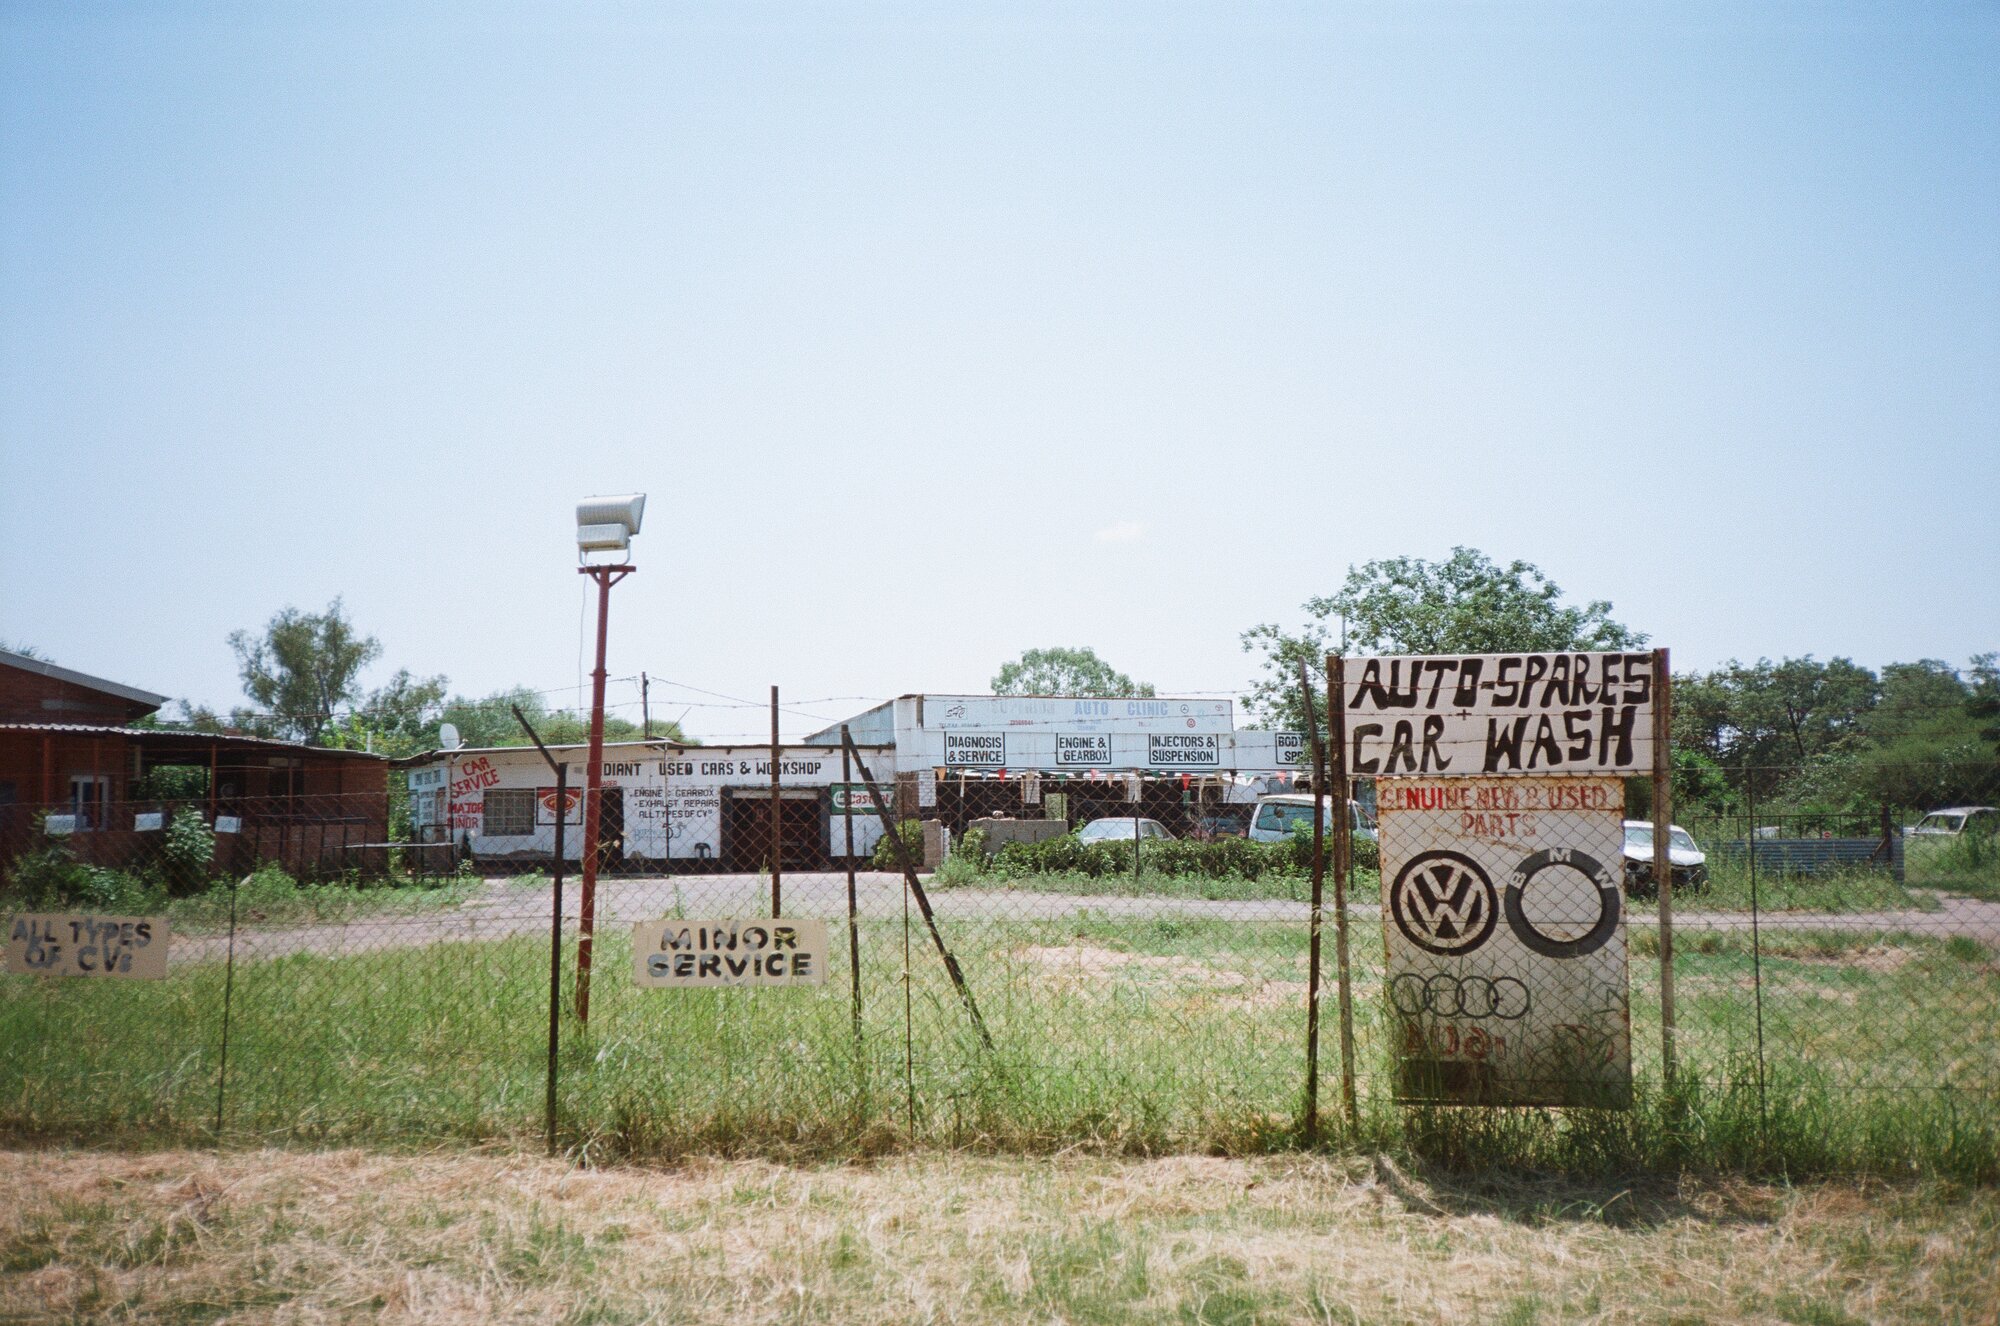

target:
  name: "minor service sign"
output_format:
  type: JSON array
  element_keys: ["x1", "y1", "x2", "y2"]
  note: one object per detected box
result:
[
  {"x1": 632, "y1": 918, "x2": 830, "y2": 987},
  {"x1": 1378, "y1": 777, "x2": 1630, "y2": 1107},
  {"x1": 1346, "y1": 651, "x2": 1655, "y2": 777}
]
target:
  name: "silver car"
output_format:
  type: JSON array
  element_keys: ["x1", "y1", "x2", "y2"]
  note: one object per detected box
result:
[
  {"x1": 1905, "y1": 807, "x2": 1997, "y2": 838},
  {"x1": 1622, "y1": 820, "x2": 1708, "y2": 897},
  {"x1": 1076, "y1": 817, "x2": 1173, "y2": 843}
]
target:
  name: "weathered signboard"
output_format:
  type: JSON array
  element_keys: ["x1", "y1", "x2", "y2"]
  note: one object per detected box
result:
[
  {"x1": 944, "y1": 732, "x2": 1006, "y2": 768},
  {"x1": 924, "y1": 696, "x2": 1233, "y2": 732},
  {"x1": 1345, "y1": 651, "x2": 1655, "y2": 777},
  {"x1": 631, "y1": 918, "x2": 830, "y2": 987},
  {"x1": 1055, "y1": 733, "x2": 1112, "y2": 766},
  {"x1": 1147, "y1": 732, "x2": 1220, "y2": 768},
  {"x1": 6, "y1": 914, "x2": 170, "y2": 979},
  {"x1": 1377, "y1": 777, "x2": 1630, "y2": 1106}
]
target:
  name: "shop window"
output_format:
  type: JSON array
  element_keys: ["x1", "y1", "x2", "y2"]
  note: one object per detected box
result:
[
  {"x1": 68, "y1": 776, "x2": 110, "y2": 831},
  {"x1": 483, "y1": 789, "x2": 534, "y2": 836}
]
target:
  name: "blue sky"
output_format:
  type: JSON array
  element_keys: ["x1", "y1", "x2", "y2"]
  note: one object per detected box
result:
[{"x1": 3, "y1": 1, "x2": 1994, "y2": 741}]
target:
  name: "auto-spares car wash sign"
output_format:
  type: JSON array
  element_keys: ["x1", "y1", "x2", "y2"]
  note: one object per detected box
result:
[
  {"x1": 1353, "y1": 651, "x2": 1651, "y2": 1108},
  {"x1": 1346, "y1": 651, "x2": 1655, "y2": 776}
]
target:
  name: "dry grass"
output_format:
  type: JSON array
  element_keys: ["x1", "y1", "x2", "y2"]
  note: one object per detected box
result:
[{"x1": 2, "y1": 1147, "x2": 1994, "y2": 1325}]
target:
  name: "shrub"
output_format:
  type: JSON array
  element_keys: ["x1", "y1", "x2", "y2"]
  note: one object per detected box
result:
[
  {"x1": 931, "y1": 829, "x2": 990, "y2": 888},
  {"x1": 3, "y1": 836, "x2": 165, "y2": 913},
  {"x1": 156, "y1": 808, "x2": 216, "y2": 894},
  {"x1": 871, "y1": 819, "x2": 926, "y2": 870}
]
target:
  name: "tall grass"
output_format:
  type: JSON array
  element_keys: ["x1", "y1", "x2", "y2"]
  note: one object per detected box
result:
[{"x1": 3, "y1": 905, "x2": 1993, "y2": 1179}]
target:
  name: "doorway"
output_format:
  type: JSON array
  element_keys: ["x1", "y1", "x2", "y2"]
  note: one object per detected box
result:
[
  {"x1": 720, "y1": 788, "x2": 824, "y2": 870},
  {"x1": 597, "y1": 788, "x2": 625, "y2": 871}
]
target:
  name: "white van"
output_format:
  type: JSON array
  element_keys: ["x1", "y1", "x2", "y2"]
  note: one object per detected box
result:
[{"x1": 1246, "y1": 794, "x2": 1378, "y2": 843}]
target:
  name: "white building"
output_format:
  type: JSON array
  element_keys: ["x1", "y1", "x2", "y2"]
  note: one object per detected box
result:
[{"x1": 402, "y1": 693, "x2": 1313, "y2": 870}]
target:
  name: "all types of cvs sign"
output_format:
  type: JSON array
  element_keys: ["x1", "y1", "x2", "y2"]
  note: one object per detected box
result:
[
  {"x1": 631, "y1": 918, "x2": 829, "y2": 987},
  {"x1": 1377, "y1": 777, "x2": 1631, "y2": 1106},
  {"x1": 6, "y1": 914, "x2": 169, "y2": 979}
]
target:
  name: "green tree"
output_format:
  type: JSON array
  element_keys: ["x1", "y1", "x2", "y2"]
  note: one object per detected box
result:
[
  {"x1": 227, "y1": 598, "x2": 382, "y2": 744},
  {"x1": 0, "y1": 640, "x2": 51, "y2": 660},
  {"x1": 435, "y1": 687, "x2": 690, "y2": 750},
  {"x1": 1240, "y1": 548, "x2": 1646, "y2": 729},
  {"x1": 320, "y1": 669, "x2": 451, "y2": 757},
  {"x1": 1969, "y1": 653, "x2": 2000, "y2": 748},
  {"x1": 992, "y1": 647, "x2": 1156, "y2": 698},
  {"x1": 1672, "y1": 656, "x2": 1879, "y2": 797}
]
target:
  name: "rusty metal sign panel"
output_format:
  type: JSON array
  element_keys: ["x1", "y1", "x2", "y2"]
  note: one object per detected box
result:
[
  {"x1": 631, "y1": 918, "x2": 830, "y2": 987},
  {"x1": 1345, "y1": 651, "x2": 1655, "y2": 777},
  {"x1": 6, "y1": 914, "x2": 170, "y2": 979},
  {"x1": 1378, "y1": 777, "x2": 1631, "y2": 1106}
]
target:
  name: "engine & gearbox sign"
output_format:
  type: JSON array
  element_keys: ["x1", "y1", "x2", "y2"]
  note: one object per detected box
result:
[
  {"x1": 1377, "y1": 776, "x2": 1631, "y2": 1107},
  {"x1": 632, "y1": 918, "x2": 830, "y2": 987}
]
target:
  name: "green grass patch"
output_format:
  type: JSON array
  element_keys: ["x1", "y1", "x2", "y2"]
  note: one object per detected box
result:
[{"x1": 2, "y1": 906, "x2": 1994, "y2": 1179}]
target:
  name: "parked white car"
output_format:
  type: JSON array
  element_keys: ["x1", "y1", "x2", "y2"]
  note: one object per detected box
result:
[
  {"x1": 1245, "y1": 794, "x2": 1378, "y2": 844},
  {"x1": 1621, "y1": 820, "x2": 1708, "y2": 897},
  {"x1": 1076, "y1": 817, "x2": 1173, "y2": 843},
  {"x1": 1904, "y1": 807, "x2": 1997, "y2": 838}
]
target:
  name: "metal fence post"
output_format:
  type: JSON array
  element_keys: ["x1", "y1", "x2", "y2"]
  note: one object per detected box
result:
[
  {"x1": 842, "y1": 728, "x2": 863, "y2": 1071},
  {"x1": 212, "y1": 870, "x2": 240, "y2": 1146},
  {"x1": 1746, "y1": 766, "x2": 1767, "y2": 1146},
  {"x1": 1297, "y1": 660, "x2": 1327, "y2": 1144},
  {"x1": 511, "y1": 704, "x2": 568, "y2": 1156},
  {"x1": 770, "y1": 685, "x2": 783, "y2": 918},
  {"x1": 1326, "y1": 653, "x2": 1358, "y2": 1129},
  {"x1": 1652, "y1": 648, "x2": 1678, "y2": 1089}
]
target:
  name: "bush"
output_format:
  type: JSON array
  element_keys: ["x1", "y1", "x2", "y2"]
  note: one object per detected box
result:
[
  {"x1": 931, "y1": 828, "x2": 990, "y2": 889},
  {"x1": 155, "y1": 808, "x2": 216, "y2": 894},
  {"x1": 234, "y1": 862, "x2": 301, "y2": 910},
  {"x1": 871, "y1": 819, "x2": 926, "y2": 870},
  {"x1": 985, "y1": 827, "x2": 1375, "y2": 883},
  {"x1": 3, "y1": 836, "x2": 165, "y2": 913}
]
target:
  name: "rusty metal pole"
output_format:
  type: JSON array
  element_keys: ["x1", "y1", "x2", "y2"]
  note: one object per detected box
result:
[
  {"x1": 511, "y1": 705, "x2": 568, "y2": 1156},
  {"x1": 574, "y1": 563, "x2": 631, "y2": 1026},
  {"x1": 1297, "y1": 659, "x2": 1326, "y2": 1145},
  {"x1": 1326, "y1": 654, "x2": 1358, "y2": 1129},
  {"x1": 842, "y1": 727, "x2": 862, "y2": 1061},
  {"x1": 770, "y1": 685, "x2": 782, "y2": 918},
  {"x1": 1652, "y1": 648, "x2": 1677, "y2": 1088}
]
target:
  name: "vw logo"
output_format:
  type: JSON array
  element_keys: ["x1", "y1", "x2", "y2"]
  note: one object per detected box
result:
[
  {"x1": 1390, "y1": 851, "x2": 1498, "y2": 956},
  {"x1": 1504, "y1": 848, "x2": 1622, "y2": 959},
  {"x1": 1389, "y1": 973, "x2": 1531, "y2": 1020}
]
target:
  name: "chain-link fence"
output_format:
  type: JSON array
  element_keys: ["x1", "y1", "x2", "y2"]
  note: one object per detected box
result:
[{"x1": 3, "y1": 689, "x2": 1996, "y2": 1173}]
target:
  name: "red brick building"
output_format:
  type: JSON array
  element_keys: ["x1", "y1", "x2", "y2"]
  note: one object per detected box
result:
[{"x1": 0, "y1": 649, "x2": 391, "y2": 881}]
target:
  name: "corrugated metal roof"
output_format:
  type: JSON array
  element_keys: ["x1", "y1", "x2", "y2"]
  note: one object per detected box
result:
[
  {"x1": 0, "y1": 723, "x2": 387, "y2": 759},
  {"x1": 390, "y1": 737, "x2": 893, "y2": 766},
  {"x1": 0, "y1": 650, "x2": 170, "y2": 709}
]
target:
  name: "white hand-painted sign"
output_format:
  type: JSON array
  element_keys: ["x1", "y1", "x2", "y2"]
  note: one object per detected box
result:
[
  {"x1": 924, "y1": 696, "x2": 1234, "y2": 733},
  {"x1": 1378, "y1": 777, "x2": 1630, "y2": 1107},
  {"x1": 1055, "y1": 733, "x2": 1111, "y2": 766},
  {"x1": 6, "y1": 914, "x2": 169, "y2": 979},
  {"x1": 631, "y1": 918, "x2": 830, "y2": 987},
  {"x1": 944, "y1": 732, "x2": 1007, "y2": 767},
  {"x1": 1346, "y1": 652, "x2": 1655, "y2": 777},
  {"x1": 1147, "y1": 733, "x2": 1219, "y2": 768}
]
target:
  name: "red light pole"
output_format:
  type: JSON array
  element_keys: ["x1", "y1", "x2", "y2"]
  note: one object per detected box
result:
[
  {"x1": 571, "y1": 493, "x2": 646, "y2": 1027},
  {"x1": 574, "y1": 561, "x2": 631, "y2": 1025}
]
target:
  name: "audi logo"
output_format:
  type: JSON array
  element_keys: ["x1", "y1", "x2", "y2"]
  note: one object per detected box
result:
[{"x1": 1389, "y1": 972, "x2": 1531, "y2": 1021}]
